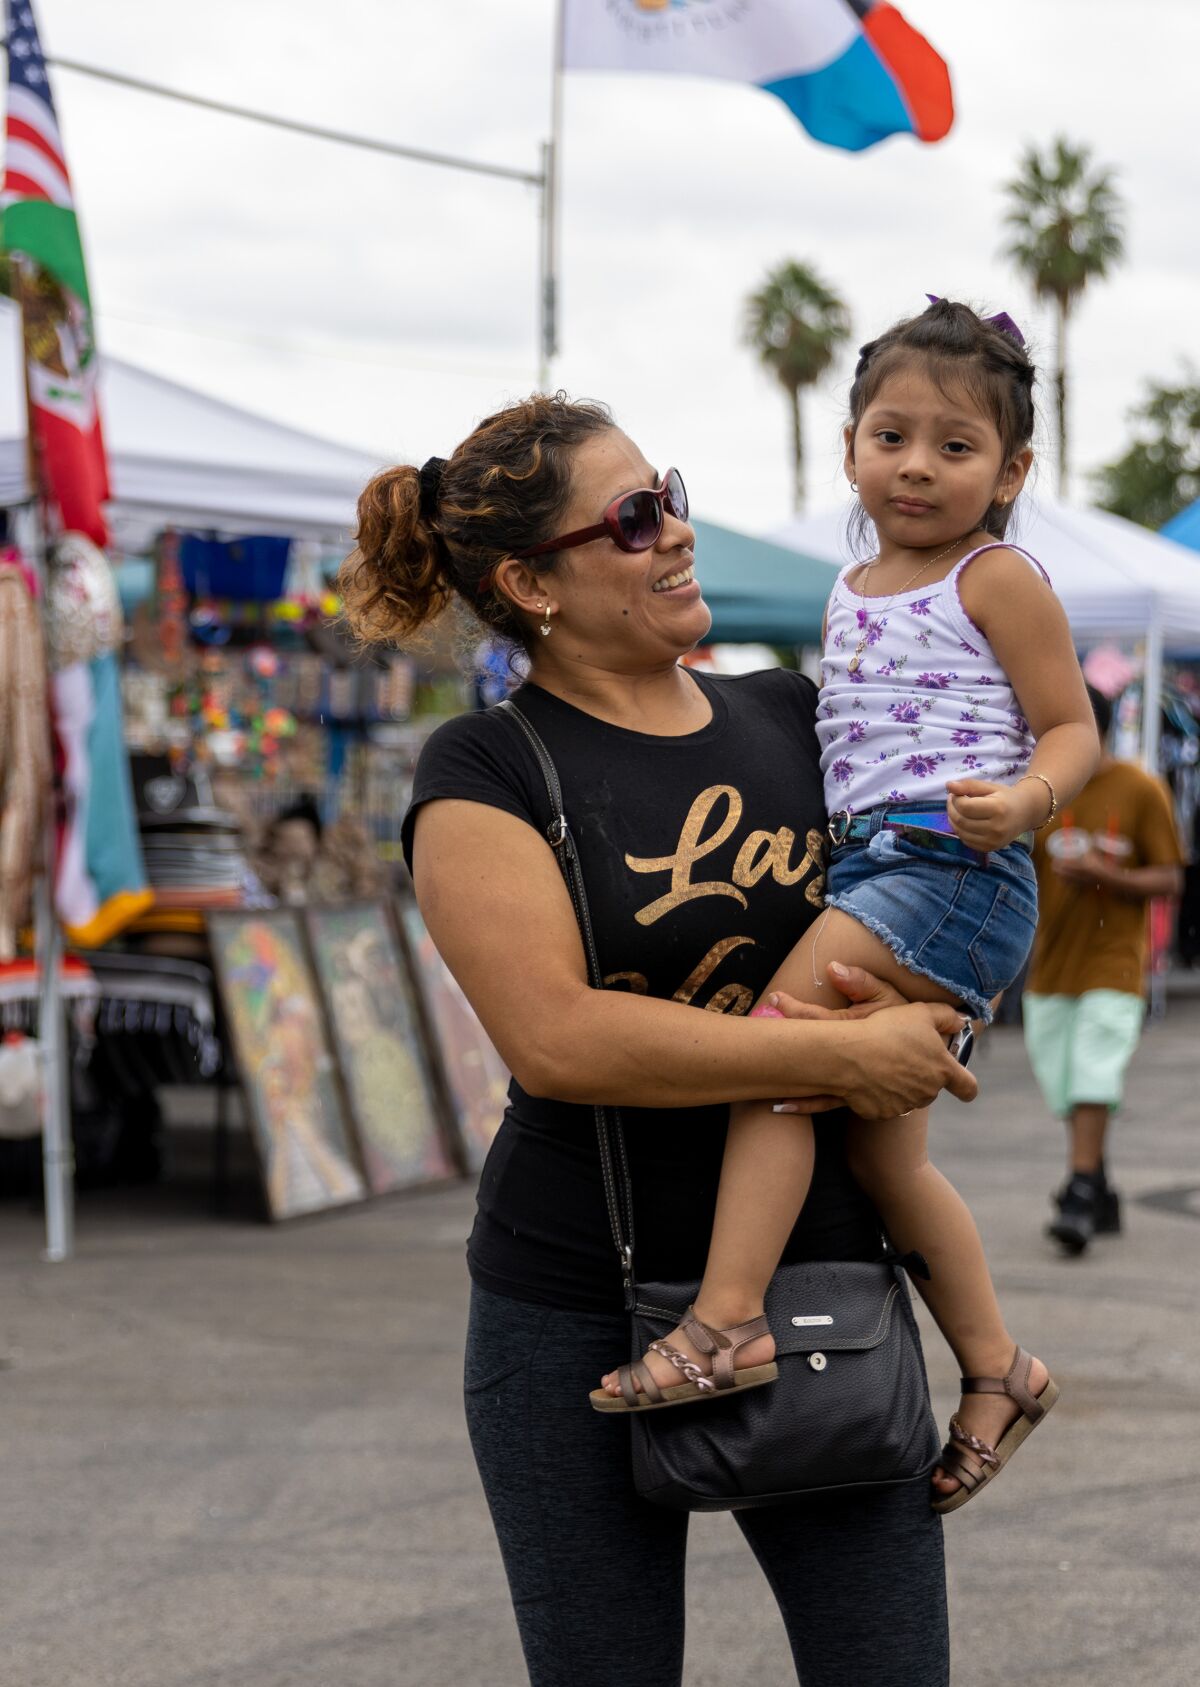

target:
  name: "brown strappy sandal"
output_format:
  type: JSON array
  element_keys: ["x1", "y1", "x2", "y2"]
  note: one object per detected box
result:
[
  {"x1": 589, "y1": 1307, "x2": 778, "y2": 1414},
  {"x1": 932, "y1": 1345, "x2": 1060, "y2": 1514}
]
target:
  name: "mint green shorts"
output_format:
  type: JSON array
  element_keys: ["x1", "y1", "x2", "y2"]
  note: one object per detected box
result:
[{"x1": 1022, "y1": 990, "x2": 1145, "y2": 1118}]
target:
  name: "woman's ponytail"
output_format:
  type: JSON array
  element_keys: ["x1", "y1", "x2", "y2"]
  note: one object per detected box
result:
[{"x1": 339, "y1": 465, "x2": 451, "y2": 644}]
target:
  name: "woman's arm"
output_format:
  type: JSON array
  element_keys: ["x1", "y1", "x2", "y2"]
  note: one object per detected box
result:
[
  {"x1": 948, "y1": 551, "x2": 1100, "y2": 851},
  {"x1": 412, "y1": 799, "x2": 977, "y2": 1120}
]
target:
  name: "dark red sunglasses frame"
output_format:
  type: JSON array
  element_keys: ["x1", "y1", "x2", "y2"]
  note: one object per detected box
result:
[{"x1": 478, "y1": 468, "x2": 688, "y2": 593}]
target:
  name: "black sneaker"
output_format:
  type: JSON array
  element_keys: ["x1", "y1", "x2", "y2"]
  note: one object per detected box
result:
[
  {"x1": 1048, "y1": 1174, "x2": 1102, "y2": 1254},
  {"x1": 1094, "y1": 1183, "x2": 1122, "y2": 1235}
]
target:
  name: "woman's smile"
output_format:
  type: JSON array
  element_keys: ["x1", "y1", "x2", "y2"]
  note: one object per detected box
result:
[{"x1": 651, "y1": 560, "x2": 698, "y2": 596}]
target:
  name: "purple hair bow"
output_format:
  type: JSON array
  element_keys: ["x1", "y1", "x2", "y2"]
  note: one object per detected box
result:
[{"x1": 925, "y1": 294, "x2": 1025, "y2": 347}]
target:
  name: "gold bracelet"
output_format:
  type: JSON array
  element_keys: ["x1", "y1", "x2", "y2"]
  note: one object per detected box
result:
[{"x1": 1020, "y1": 772, "x2": 1058, "y2": 828}]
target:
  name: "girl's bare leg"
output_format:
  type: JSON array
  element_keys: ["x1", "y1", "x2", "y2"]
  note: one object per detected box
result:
[{"x1": 599, "y1": 909, "x2": 1048, "y2": 1497}]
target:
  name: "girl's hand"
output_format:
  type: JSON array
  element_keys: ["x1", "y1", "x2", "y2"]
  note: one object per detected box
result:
[{"x1": 946, "y1": 777, "x2": 1044, "y2": 851}]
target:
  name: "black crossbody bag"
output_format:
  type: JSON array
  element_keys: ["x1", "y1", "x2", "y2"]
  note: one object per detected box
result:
[{"x1": 499, "y1": 699, "x2": 939, "y2": 1512}]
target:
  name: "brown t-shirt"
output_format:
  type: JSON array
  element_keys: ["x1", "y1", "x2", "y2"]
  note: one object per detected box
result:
[{"x1": 1027, "y1": 760, "x2": 1185, "y2": 998}]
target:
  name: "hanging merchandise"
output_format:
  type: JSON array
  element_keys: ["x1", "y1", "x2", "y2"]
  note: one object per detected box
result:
[
  {"x1": 0, "y1": 1031, "x2": 40, "y2": 1139},
  {"x1": 44, "y1": 534, "x2": 153, "y2": 946},
  {"x1": 156, "y1": 529, "x2": 189, "y2": 673},
  {"x1": 46, "y1": 531, "x2": 123, "y2": 668},
  {"x1": 179, "y1": 533, "x2": 292, "y2": 603},
  {"x1": 0, "y1": 552, "x2": 53, "y2": 961}
]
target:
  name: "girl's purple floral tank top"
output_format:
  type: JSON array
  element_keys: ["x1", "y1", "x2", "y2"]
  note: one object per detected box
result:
[{"x1": 816, "y1": 543, "x2": 1047, "y2": 814}]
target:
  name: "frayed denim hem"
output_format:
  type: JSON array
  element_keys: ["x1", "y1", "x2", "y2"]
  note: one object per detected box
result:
[{"x1": 824, "y1": 894, "x2": 994, "y2": 1023}]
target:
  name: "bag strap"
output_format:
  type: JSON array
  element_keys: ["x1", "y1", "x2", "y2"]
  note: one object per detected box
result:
[{"x1": 497, "y1": 699, "x2": 638, "y2": 1306}]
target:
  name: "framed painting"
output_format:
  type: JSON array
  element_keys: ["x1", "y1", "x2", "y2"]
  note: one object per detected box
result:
[
  {"x1": 208, "y1": 909, "x2": 366, "y2": 1220},
  {"x1": 305, "y1": 903, "x2": 454, "y2": 1194},
  {"x1": 398, "y1": 904, "x2": 509, "y2": 1174}
]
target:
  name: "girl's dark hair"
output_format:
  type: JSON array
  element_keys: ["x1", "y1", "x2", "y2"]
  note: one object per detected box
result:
[
  {"x1": 1086, "y1": 682, "x2": 1113, "y2": 742},
  {"x1": 339, "y1": 392, "x2": 614, "y2": 647},
  {"x1": 847, "y1": 297, "x2": 1037, "y2": 547}
]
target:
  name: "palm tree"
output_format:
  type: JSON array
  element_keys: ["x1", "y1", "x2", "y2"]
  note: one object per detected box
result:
[
  {"x1": 1002, "y1": 137, "x2": 1125, "y2": 498},
  {"x1": 743, "y1": 261, "x2": 850, "y2": 513}
]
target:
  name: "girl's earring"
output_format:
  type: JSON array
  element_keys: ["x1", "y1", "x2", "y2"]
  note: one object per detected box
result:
[
  {"x1": 850, "y1": 480, "x2": 858, "y2": 493},
  {"x1": 539, "y1": 602, "x2": 553, "y2": 638}
]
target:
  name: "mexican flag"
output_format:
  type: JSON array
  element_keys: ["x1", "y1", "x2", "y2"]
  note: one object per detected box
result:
[{"x1": 2, "y1": 0, "x2": 110, "y2": 544}]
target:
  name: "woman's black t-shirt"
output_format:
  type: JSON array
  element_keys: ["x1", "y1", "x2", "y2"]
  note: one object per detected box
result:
[{"x1": 402, "y1": 668, "x2": 882, "y2": 1313}]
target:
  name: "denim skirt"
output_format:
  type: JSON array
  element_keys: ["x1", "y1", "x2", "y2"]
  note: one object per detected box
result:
[{"x1": 824, "y1": 814, "x2": 1039, "y2": 1021}]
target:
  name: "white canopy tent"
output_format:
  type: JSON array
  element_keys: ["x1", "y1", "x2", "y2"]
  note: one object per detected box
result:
[
  {"x1": 774, "y1": 497, "x2": 1200, "y2": 770},
  {"x1": 0, "y1": 298, "x2": 384, "y2": 548}
]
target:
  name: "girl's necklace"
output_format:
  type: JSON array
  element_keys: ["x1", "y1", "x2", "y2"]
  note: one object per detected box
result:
[{"x1": 845, "y1": 536, "x2": 971, "y2": 673}]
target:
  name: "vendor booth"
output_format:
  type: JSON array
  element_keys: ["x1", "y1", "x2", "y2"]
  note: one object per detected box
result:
[{"x1": 0, "y1": 299, "x2": 496, "y2": 1230}]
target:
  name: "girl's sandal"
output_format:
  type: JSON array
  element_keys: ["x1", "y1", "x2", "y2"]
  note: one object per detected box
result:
[
  {"x1": 589, "y1": 1307, "x2": 778, "y2": 1414},
  {"x1": 932, "y1": 1345, "x2": 1060, "y2": 1515}
]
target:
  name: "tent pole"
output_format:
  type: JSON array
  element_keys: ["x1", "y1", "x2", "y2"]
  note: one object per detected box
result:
[
  {"x1": 35, "y1": 849, "x2": 73, "y2": 1263},
  {"x1": 1141, "y1": 608, "x2": 1163, "y2": 773}
]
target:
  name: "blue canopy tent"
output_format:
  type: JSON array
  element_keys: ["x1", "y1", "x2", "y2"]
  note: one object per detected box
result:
[
  {"x1": 1162, "y1": 500, "x2": 1200, "y2": 552},
  {"x1": 691, "y1": 519, "x2": 837, "y2": 645}
]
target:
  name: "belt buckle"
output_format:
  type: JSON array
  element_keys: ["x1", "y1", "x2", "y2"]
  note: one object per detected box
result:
[{"x1": 827, "y1": 810, "x2": 852, "y2": 846}]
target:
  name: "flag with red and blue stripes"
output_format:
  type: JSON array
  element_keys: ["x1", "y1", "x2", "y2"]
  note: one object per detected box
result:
[{"x1": 563, "y1": 0, "x2": 954, "y2": 153}]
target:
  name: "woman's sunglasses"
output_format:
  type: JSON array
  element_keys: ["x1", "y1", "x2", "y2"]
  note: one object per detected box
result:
[{"x1": 516, "y1": 468, "x2": 688, "y2": 562}]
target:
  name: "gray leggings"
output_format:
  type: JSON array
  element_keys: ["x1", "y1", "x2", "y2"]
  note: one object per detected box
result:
[{"x1": 464, "y1": 1284, "x2": 949, "y2": 1687}]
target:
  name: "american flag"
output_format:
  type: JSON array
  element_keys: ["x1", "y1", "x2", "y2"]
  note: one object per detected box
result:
[
  {"x1": 2, "y1": 0, "x2": 109, "y2": 545},
  {"x1": 2, "y1": 2, "x2": 74, "y2": 216}
]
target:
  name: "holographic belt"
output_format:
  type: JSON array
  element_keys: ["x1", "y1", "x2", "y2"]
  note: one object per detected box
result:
[{"x1": 826, "y1": 806, "x2": 1033, "y2": 862}]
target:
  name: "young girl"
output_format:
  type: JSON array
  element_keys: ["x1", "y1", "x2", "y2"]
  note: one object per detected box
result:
[{"x1": 593, "y1": 297, "x2": 1099, "y2": 1513}]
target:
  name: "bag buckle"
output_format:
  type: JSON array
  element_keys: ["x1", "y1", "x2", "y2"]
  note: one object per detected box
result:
[
  {"x1": 547, "y1": 813, "x2": 569, "y2": 850},
  {"x1": 621, "y1": 1243, "x2": 635, "y2": 1309}
]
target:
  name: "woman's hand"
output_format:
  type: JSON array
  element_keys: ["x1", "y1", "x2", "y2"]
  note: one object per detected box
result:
[
  {"x1": 837, "y1": 1003, "x2": 977, "y2": 1118},
  {"x1": 770, "y1": 962, "x2": 908, "y2": 1022},
  {"x1": 769, "y1": 965, "x2": 977, "y2": 1117}
]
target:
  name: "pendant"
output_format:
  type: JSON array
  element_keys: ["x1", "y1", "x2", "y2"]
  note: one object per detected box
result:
[
  {"x1": 539, "y1": 622, "x2": 552, "y2": 637},
  {"x1": 847, "y1": 654, "x2": 861, "y2": 673}
]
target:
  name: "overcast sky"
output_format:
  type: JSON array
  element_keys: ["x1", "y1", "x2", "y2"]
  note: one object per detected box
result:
[{"x1": 30, "y1": 0, "x2": 1200, "y2": 535}]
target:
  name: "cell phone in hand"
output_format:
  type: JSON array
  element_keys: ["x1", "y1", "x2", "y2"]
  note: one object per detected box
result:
[{"x1": 949, "y1": 1023, "x2": 975, "y2": 1067}]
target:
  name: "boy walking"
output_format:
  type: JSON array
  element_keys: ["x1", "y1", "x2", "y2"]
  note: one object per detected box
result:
[{"x1": 1023, "y1": 687, "x2": 1185, "y2": 1254}]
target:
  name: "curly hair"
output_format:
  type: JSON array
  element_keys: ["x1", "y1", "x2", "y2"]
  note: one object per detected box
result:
[{"x1": 339, "y1": 392, "x2": 614, "y2": 646}]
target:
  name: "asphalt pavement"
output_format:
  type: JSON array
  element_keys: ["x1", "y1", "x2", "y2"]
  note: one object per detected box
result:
[{"x1": 4, "y1": 1001, "x2": 1199, "y2": 1687}]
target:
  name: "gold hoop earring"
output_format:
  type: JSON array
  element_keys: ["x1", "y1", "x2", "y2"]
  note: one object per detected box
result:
[{"x1": 539, "y1": 603, "x2": 553, "y2": 638}]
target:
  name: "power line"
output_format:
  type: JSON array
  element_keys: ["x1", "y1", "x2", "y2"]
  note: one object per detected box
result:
[
  {"x1": 100, "y1": 301, "x2": 532, "y2": 383},
  {"x1": 2, "y1": 46, "x2": 545, "y2": 187}
]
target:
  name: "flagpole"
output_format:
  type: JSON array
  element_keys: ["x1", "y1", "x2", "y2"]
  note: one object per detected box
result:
[
  {"x1": 17, "y1": 304, "x2": 74, "y2": 1262},
  {"x1": 538, "y1": 0, "x2": 565, "y2": 388},
  {"x1": 13, "y1": 263, "x2": 73, "y2": 1264}
]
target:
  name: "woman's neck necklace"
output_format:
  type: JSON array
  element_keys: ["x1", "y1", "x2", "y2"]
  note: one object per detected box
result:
[{"x1": 846, "y1": 535, "x2": 972, "y2": 674}]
